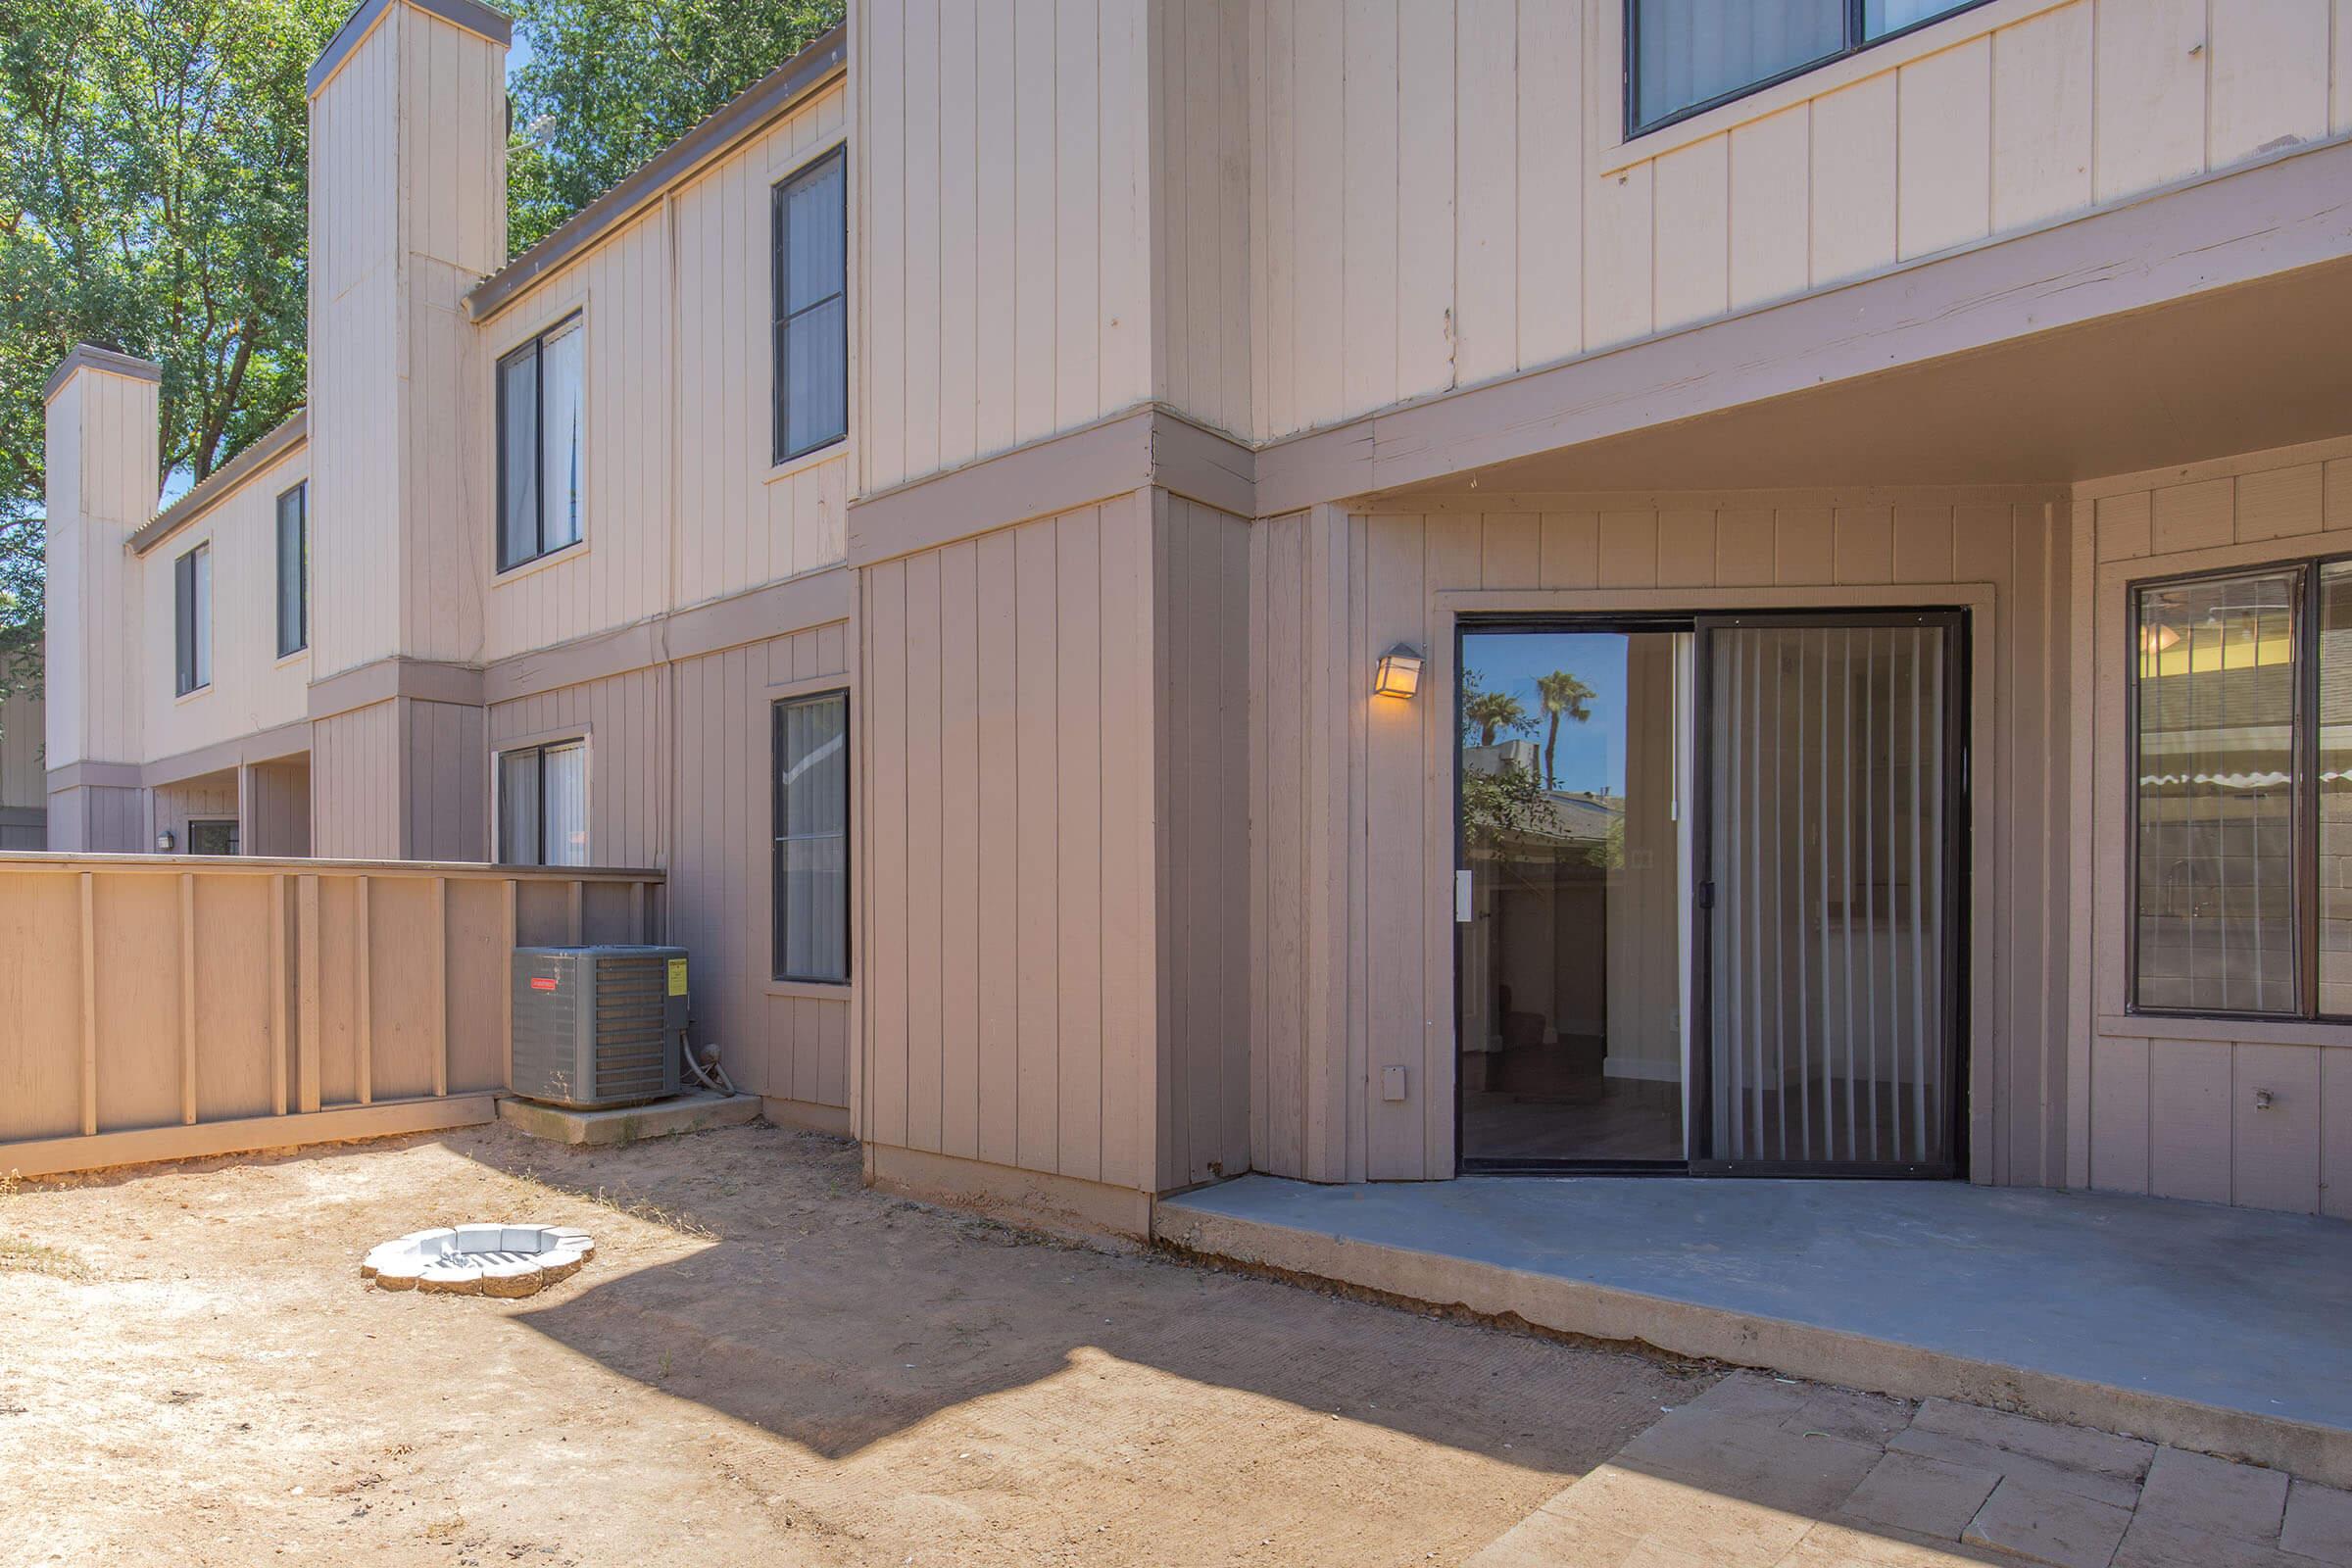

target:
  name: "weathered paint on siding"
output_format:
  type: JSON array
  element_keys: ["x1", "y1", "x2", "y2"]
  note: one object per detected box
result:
[
  {"x1": 1250, "y1": 493, "x2": 2075, "y2": 1187},
  {"x1": 857, "y1": 0, "x2": 1153, "y2": 494},
  {"x1": 1249, "y1": 0, "x2": 2352, "y2": 443},
  {"x1": 2078, "y1": 435, "x2": 2352, "y2": 1217}
]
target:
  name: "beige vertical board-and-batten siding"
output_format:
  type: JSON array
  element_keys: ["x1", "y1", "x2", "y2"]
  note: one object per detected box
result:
[
  {"x1": 243, "y1": 760, "x2": 313, "y2": 857},
  {"x1": 1151, "y1": 0, "x2": 1252, "y2": 440},
  {"x1": 859, "y1": 495, "x2": 1167, "y2": 1197},
  {"x1": 138, "y1": 446, "x2": 312, "y2": 762},
  {"x1": 483, "y1": 623, "x2": 851, "y2": 1114},
  {"x1": 1248, "y1": 0, "x2": 2352, "y2": 444},
  {"x1": 675, "y1": 625, "x2": 853, "y2": 1118},
  {"x1": 43, "y1": 365, "x2": 159, "y2": 771},
  {"x1": 152, "y1": 777, "x2": 238, "y2": 854},
  {"x1": 307, "y1": 0, "x2": 506, "y2": 678},
  {"x1": 481, "y1": 83, "x2": 849, "y2": 662},
  {"x1": 857, "y1": 0, "x2": 1153, "y2": 496},
  {"x1": 2079, "y1": 437, "x2": 2352, "y2": 1217},
  {"x1": 1250, "y1": 495, "x2": 2075, "y2": 1187}
]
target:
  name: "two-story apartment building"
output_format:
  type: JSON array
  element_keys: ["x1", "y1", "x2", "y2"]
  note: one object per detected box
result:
[{"x1": 40, "y1": 0, "x2": 2352, "y2": 1233}]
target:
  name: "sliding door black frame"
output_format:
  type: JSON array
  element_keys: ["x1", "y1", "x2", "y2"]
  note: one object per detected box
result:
[
  {"x1": 1687, "y1": 609, "x2": 1971, "y2": 1179},
  {"x1": 1450, "y1": 609, "x2": 1972, "y2": 1179}
]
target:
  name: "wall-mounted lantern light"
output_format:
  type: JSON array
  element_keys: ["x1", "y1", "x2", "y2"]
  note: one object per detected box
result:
[
  {"x1": 1374, "y1": 644, "x2": 1424, "y2": 699},
  {"x1": 155, "y1": 830, "x2": 175, "y2": 853}
]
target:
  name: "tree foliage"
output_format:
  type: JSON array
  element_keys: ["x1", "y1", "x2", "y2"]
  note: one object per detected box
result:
[
  {"x1": 505, "y1": 0, "x2": 845, "y2": 255},
  {"x1": 0, "y1": 0, "x2": 342, "y2": 716}
]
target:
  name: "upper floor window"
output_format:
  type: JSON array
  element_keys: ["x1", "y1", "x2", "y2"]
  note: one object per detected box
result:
[
  {"x1": 2130, "y1": 558, "x2": 2352, "y2": 1019},
  {"x1": 773, "y1": 690, "x2": 849, "y2": 983},
  {"x1": 771, "y1": 146, "x2": 848, "y2": 466},
  {"x1": 1627, "y1": 0, "x2": 1990, "y2": 136},
  {"x1": 276, "y1": 481, "x2": 308, "y2": 658},
  {"x1": 174, "y1": 541, "x2": 212, "y2": 696},
  {"x1": 497, "y1": 738, "x2": 588, "y2": 866},
  {"x1": 497, "y1": 314, "x2": 585, "y2": 572}
]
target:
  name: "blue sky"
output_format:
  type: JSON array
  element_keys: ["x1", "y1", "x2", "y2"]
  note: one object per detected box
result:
[{"x1": 1460, "y1": 630, "x2": 1631, "y2": 796}]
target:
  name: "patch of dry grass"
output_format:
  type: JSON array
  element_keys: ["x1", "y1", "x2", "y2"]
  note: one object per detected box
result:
[{"x1": 0, "y1": 1171, "x2": 92, "y2": 1282}]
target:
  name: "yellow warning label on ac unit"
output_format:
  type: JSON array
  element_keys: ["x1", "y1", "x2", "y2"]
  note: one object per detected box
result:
[{"x1": 667, "y1": 957, "x2": 689, "y2": 997}]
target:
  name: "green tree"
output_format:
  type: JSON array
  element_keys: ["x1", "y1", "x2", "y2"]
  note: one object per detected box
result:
[
  {"x1": 505, "y1": 0, "x2": 845, "y2": 255},
  {"x1": 1534, "y1": 669, "x2": 1595, "y2": 790},
  {"x1": 1460, "y1": 670, "x2": 1536, "y2": 749},
  {"x1": 0, "y1": 0, "x2": 341, "y2": 720}
]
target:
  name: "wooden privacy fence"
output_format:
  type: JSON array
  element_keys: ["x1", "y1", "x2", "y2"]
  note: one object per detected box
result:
[{"x1": 0, "y1": 854, "x2": 664, "y2": 1178}]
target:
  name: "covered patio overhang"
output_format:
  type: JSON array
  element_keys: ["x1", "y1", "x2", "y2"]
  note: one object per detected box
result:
[{"x1": 1156, "y1": 1174, "x2": 2352, "y2": 1490}]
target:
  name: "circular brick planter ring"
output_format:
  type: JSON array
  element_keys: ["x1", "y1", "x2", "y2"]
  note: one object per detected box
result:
[{"x1": 362, "y1": 1225, "x2": 595, "y2": 1298}]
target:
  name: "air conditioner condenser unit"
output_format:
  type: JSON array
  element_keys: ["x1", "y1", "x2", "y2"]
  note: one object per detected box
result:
[{"x1": 511, "y1": 945, "x2": 687, "y2": 1109}]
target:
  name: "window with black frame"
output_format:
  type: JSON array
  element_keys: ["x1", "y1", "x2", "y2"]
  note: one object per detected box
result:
[
  {"x1": 1627, "y1": 0, "x2": 1990, "y2": 135},
  {"x1": 773, "y1": 691, "x2": 849, "y2": 984},
  {"x1": 771, "y1": 145, "x2": 848, "y2": 466},
  {"x1": 2128, "y1": 560, "x2": 2352, "y2": 1017},
  {"x1": 174, "y1": 541, "x2": 212, "y2": 696},
  {"x1": 496, "y1": 315, "x2": 585, "y2": 572},
  {"x1": 276, "y1": 481, "x2": 308, "y2": 657}
]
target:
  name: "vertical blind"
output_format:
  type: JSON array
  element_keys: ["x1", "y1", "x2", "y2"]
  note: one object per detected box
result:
[
  {"x1": 773, "y1": 691, "x2": 849, "y2": 983},
  {"x1": 1707, "y1": 624, "x2": 1952, "y2": 1167}
]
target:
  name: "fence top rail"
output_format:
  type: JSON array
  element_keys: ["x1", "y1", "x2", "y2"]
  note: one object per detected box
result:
[{"x1": 0, "y1": 853, "x2": 665, "y2": 883}]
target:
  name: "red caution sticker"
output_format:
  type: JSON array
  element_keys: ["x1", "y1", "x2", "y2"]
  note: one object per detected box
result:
[{"x1": 529, "y1": 976, "x2": 558, "y2": 991}]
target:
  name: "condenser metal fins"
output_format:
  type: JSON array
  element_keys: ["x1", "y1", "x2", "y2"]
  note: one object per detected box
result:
[{"x1": 511, "y1": 945, "x2": 687, "y2": 1109}]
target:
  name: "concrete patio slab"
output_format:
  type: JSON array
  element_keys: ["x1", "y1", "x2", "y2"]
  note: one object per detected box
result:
[{"x1": 1154, "y1": 1175, "x2": 2352, "y2": 1487}]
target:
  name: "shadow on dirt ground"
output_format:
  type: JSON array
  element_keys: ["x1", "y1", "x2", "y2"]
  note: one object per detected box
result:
[{"x1": 0, "y1": 1120, "x2": 1712, "y2": 1567}]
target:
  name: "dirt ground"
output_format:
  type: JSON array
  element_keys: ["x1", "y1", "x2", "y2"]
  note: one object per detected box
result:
[{"x1": 0, "y1": 1122, "x2": 1715, "y2": 1567}]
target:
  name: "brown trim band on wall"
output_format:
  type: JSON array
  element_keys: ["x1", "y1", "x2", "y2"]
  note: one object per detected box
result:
[
  {"x1": 482, "y1": 564, "x2": 855, "y2": 706},
  {"x1": 309, "y1": 658, "x2": 487, "y2": 721},
  {"x1": 848, "y1": 407, "x2": 1256, "y2": 568},
  {"x1": 142, "y1": 719, "x2": 315, "y2": 788},
  {"x1": 43, "y1": 760, "x2": 143, "y2": 793}
]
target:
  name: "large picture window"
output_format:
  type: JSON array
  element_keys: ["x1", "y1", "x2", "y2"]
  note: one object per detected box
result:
[
  {"x1": 174, "y1": 541, "x2": 212, "y2": 696},
  {"x1": 773, "y1": 690, "x2": 849, "y2": 983},
  {"x1": 770, "y1": 146, "x2": 848, "y2": 466},
  {"x1": 497, "y1": 739, "x2": 588, "y2": 867},
  {"x1": 1627, "y1": 0, "x2": 1990, "y2": 136},
  {"x1": 497, "y1": 315, "x2": 585, "y2": 572},
  {"x1": 2130, "y1": 559, "x2": 2352, "y2": 1017},
  {"x1": 276, "y1": 481, "x2": 307, "y2": 658}
]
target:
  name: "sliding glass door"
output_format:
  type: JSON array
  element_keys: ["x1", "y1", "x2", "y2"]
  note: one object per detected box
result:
[
  {"x1": 1457, "y1": 626, "x2": 1692, "y2": 1166},
  {"x1": 1693, "y1": 614, "x2": 1965, "y2": 1175},
  {"x1": 1455, "y1": 611, "x2": 1967, "y2": 1176}
]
